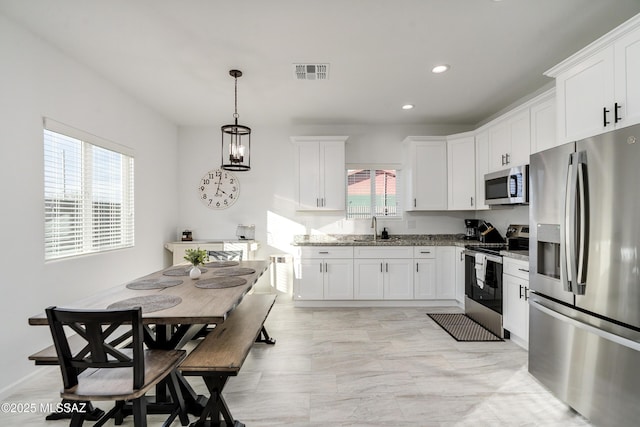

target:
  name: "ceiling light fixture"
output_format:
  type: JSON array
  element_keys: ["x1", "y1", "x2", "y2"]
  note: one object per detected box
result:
[
  {"x1": 402, "y1": 104, "x2": 414, "y2": 110},
  {"x1": 221, "y1": 69, "x2": 251, "y2": 171},
  {"x1": 432, "y1": 64, "x2": 450, "y2": 74}
]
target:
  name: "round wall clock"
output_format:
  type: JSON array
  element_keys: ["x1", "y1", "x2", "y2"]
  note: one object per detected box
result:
[{"x1": 198, "y1": 168, "x2": 240, "y2": 209}]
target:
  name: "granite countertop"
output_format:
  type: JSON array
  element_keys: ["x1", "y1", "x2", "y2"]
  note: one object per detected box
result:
[
  {"x1": 293, "y1": 234, "x2": 504, "y2": 248},
  {"x1": 501, "y1": 249, "x2": 530, "y2": 262}
]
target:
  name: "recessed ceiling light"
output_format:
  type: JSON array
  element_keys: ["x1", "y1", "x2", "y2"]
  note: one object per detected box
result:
[
  {"x1": 402, "y1": 104, "x2": 414, "y2": 110},
  {"x1": 432, "y1": 64, "x2": 450, "y2": 74}
]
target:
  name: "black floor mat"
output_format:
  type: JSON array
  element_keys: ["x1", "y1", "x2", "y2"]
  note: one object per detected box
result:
[{"x1": 427, "y1": 313, "x2": 503, "y2": 342}]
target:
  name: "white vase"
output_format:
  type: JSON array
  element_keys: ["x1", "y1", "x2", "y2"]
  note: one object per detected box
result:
[{"x1": 189, "y1": 265, "x2": 201, "y2": 279}]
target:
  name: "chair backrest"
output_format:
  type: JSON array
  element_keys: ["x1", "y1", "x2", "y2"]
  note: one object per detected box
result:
[
  {"x1": 208, "y1": 250, "x2": 243, "y2": 261},
  {"x1": 45, "y1": 306, "x2": 145, "y2": 391}
]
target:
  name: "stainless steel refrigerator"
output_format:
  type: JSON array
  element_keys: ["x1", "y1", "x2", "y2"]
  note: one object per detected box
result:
[{"x1": 529, "y1": 123, "x2": 640, "y2": 427}]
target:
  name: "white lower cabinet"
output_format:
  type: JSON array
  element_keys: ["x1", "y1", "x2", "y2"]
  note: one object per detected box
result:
[
  {"x1": 435, "y1": 246, "x2": 456, "y2": 300},
  {"x1": 414, "y1": 246, "x2": 437, "y2": 299},
  {"x1": 503, "y1": 257, "x2": 530, "y2": 349},
  {"x1": 454, "y1": 247, "x2": 466, "y2": 305},
  {"x1": 294, "y1": 247, "x2": 354, "y2": 300},
  {"x1": 295, "y1": 244, "x2": 461, "y2": 303},
  {"x1": 354, "y1": 246, "x2": 414, "y2": 300}
]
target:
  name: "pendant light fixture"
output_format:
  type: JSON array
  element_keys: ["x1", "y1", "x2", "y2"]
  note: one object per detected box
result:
[{"x1": 221, "y1": 69, "x2": 251, "y2": 171}]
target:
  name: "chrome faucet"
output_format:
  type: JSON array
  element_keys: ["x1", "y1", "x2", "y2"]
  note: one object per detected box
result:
[{"x1": 371, "y1": 216, "x2": 377, "y2": 241}]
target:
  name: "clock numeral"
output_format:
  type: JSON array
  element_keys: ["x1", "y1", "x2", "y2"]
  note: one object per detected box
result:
[
  {"x1": 202, "y1": 193, "x2": 207, "y2": 199},
  {"x1": 203, "y1": 179, "x2": 210, "y2": 185},
  {"x1": 216, "y1": 201, "x2": 221, "y2": 207}
]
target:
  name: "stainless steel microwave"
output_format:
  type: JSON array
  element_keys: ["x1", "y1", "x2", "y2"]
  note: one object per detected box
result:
[{"x1": 484, "y1": 164, "x2": 528, "y2": 205}]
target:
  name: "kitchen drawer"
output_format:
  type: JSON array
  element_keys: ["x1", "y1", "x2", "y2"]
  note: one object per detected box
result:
[
  {"x1": 354, "y1": 246, "x2": 413, "y2": 259},
  {"x1": 299, "y1": 246, "x2": 354, "y2": 259},
  {"x1": 413, "y1": 246, "x2": 436, "y2": 259},
  {"x1": 504, "y1": 257, "x2": 530, "y2": 281}
]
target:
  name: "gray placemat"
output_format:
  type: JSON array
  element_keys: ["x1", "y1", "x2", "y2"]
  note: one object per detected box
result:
[
  {"x1": 126, "y1": 279, "x2": 183, "y2": 290},
  {"x1": 163, "y1": 267, "x2": 208, "y2": 276},
  {"x1": 204, "y1": 260, "x2": 240, "y2": 268},
  {"x1": 107, "y1": 295, "x2": 182, "y2": 313},
  {"x1": 212, "y1": 267, "x2": 256, "y2": 277},
  {"x1": 195, "y1": 276, "x2": 247, "y2": 289}
]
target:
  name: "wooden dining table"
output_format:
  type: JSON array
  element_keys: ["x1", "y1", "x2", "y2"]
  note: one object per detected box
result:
[{"x1": 28, "y1": 259, "x2": 270, "y2": 417}]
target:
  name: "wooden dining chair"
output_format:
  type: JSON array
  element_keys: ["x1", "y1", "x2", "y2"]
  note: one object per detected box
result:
[{"x1": 45, "y1": 306, "x2": 189, "y2": 427}]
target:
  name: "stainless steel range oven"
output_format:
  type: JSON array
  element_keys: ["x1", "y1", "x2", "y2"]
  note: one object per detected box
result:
[{"x1": 464, "y1": 246, "x2": 504, "y2": 337}]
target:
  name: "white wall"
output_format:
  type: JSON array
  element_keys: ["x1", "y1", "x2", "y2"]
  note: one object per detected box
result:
[
  {"x1": 176, "y1": 123, "x2": 483, "y2": 258},
  {"x1": 0, "y1": 15, "x2": 179, "y2": 393}
]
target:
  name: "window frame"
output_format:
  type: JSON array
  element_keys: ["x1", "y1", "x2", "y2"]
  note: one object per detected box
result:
[
  {"x1": 43, "y1": 118, "x2": 135, "y2": 261},
  {"x1": 346, "y1": 164, "x2": 403, "y2": 220}
]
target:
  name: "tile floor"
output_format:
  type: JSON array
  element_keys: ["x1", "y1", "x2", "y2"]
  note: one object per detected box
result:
[{"x1": 1, "y1": 297, "x2": 592, "y2": 426}]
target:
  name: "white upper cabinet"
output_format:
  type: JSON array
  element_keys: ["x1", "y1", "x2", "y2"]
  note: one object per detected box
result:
[
  {"x1": 487, "y1": 108, "x2": 530, "y2": 172},
  {"x1": 530, "y1": 91, "x2": 557, "y2": 153},
  {"x1": 292, "y1": 136, "x2": 348, "y2": 211},
  {"x1": 447, "y1": 134, "x2": 476, "y2": 210},
  {"x1": 403, "y1": 137, "x2": 447, "y2": 211},
  {"x1": 474, "y1": 130, "x2": 490, "y2": 210},
  {"x1": 615, "y1": 24, "x2": 640, "y2": 128},
  {"x1": 547, "y1": 14, "x2": 640, "y2": 143}
]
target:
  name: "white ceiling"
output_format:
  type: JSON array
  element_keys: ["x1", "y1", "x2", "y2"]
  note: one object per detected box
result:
[{"x1": 2, "y1": 0, "x2": 640, "y2": 128}]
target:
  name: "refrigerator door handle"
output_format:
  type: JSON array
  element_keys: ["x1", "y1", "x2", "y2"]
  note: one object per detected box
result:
[
  {"x1": 562, "y1": 155, "x2": 578, "y2": 292},
  {"x1": 575, "y1": 157, "x2": 589, "y2": 294}
]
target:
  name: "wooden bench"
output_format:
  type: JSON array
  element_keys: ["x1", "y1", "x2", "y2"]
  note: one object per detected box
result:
[{"x1": 180, "y1": 293, "x2": 277, "y2": 427}]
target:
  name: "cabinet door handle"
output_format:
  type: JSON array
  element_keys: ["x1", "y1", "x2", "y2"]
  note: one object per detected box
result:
[
  {"x1": 519, "y1": 284, "x2": 524, "y2": 299},
  {"x1": 518, "y1": 268, "x2": 529, "y2": 273},
  {"x1": 524, "y1": 286, "x2": 529, "y2": 301},
  {"x1": 470, "y1": 196, "x2": 474, "y2": 207},
  {"x1": 501, "y1": 154, "x2": 505, "y2": 166},
  {"x1": 416, "y1": 263, "x2": 419, "y2": 273},
  {"x1": 318, "y1": 251, "x2": 329, "y2": 254},
  {"x1": 414, "y1": 198, "x2": 417, "y2": 208},
  {"x1": 420, "y1": 251, "x2": 431, "y2": 254},
  {"x1": 380, "y1": 263, "x2": 383, "y2": 273},
  {"x1": 325, "y1": 262, "x2": 328, "y2": 273},
  {"x1": 604, "y1": 107, "x2": 611, "y2": 127},
  {"x1": 386, "y1": 263, "x2": 388, "y2": 273},
  {"x1": 319, "y1": 262, "x2": 323, "y2": 273},
  {"x1": 505, "y1": 153, "x2": 510, "y2": 164},
  {"x1": 615, "y1": 102, "x2": 622, "y2": 123}
]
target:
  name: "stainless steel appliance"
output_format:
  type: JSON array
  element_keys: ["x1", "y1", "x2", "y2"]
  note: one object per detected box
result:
[
  {"x1": 484, "y1": 164, "x2": 528, "y2": 205},
  {"x1": 506, "y1": 224, "x2": 529, "y2": 250},
  {"x1": 464, "y1": 219, "x2": 479, "y2": 240},
  {"x1": 235, "y1": 224, "x2": 255, "y2": 240},
  {"x1": 464, "y1": 244, "x2": 506, "y2": 337},
  {"x1": 529, "y1": 124, "x2": 640, "y2": 427}
]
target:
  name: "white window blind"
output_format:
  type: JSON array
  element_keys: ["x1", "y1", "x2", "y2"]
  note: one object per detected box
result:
[
  {"x1": 347, "y1": 168, "x2": 401, "y2": 219},
  {"x1": 44, "y1": 119, "x2": 134, "y2": 260}
]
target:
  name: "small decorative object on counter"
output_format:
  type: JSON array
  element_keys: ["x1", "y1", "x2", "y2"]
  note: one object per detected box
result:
[
  {"x1": 381, "y1": 228, "x2": 389, "y2": 240},
  {"x1": 181, "y1": 230, "x2": 193, "y2": 241},
  {"x1": 184, "y1": 248, "x2": 209, "y2": 279}
]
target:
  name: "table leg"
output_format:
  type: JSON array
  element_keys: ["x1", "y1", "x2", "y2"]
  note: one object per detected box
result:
[{"x1": 142, "y1": 323, "x2": 209, "y2": 417}]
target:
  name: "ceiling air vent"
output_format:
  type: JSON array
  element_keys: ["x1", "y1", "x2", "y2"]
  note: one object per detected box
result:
[{"x1": 293, "y1": 63, "x2": 329, "y2": 80}]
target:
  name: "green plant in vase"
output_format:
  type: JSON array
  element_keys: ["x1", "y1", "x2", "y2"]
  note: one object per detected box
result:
[{"x1": 184, "y1": 248, "x2": 208, "y2": 279}]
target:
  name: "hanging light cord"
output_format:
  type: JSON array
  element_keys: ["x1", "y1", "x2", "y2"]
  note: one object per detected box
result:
[{"x1": 233, "y1": 75, "x2": 239, "y2": 120}]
